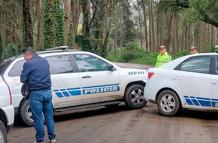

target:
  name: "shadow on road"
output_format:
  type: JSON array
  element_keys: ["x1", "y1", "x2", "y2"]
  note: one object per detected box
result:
[
  {"x1": 179, "y1": 109, "x2": 218, "y2": 120},
  {"x1": 13, "y1": 105, "x2": 130, "y2": 127},
  {"x1": 54, "y1": 105, "x2": 129, "y2": 122}
]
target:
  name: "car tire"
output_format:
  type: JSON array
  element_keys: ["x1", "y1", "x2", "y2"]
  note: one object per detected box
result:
[
  {"x1": 0, "y1": 120, "x2": 7, "y2": 143},
  {"x1": 157, "y1": 90, "x2": 181, "y2": 116},
  {"x1": 124, "y1": 84, "x2": 147, "y2": 109},
  {"x1": 19, "y1": 100, "x2": 34, "y2": 127}
]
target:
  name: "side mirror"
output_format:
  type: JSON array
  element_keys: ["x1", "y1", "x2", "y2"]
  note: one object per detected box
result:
[{"x1": 108, "y1": 64, "x2": 116, "y2": 71}]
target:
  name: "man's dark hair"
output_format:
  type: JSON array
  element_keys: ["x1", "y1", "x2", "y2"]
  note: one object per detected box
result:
[{"x1": 23, "y1": 47, "x2": 36, "y2": 54}]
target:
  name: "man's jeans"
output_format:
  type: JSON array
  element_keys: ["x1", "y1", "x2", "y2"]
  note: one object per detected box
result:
[{"x1": 29, "y1": 90, "x2": 56, "y2": 142}]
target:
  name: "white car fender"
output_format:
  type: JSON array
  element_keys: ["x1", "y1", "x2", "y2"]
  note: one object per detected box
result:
[{"x1": 119, "y1": 68, "x2": 147, "y2": 94}]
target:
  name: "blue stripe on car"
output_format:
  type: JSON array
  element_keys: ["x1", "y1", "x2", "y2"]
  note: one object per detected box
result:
[
  {"x1": 184, "y1": 96, "x2": 218, "y2": 107},
  {"x1": 53, "y1": 84, "x2": 120, "y2": 98}
]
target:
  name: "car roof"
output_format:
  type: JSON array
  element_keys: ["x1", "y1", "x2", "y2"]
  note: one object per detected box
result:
[{"x1": 14, "y1": 46, "x2": 81, "y2": 59}]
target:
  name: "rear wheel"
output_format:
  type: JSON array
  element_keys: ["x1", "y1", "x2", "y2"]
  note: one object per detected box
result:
[
  {"x1": 157, "y1": 90, "x2": 181, "y2": 116},
  {"x1": 0, "y1": 120, "x2": 7, "y2": 143},
  {"x1": 19, "y1": 100, "x2": 34, "y2": 127},
  {"x1": 124, "y1": 84, "x2": 147, "y2": 109}
]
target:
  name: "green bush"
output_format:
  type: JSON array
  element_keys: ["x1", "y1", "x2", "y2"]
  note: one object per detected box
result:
[
  {"x1": 74, "y1": 35, "x2": 94, "y2": 52},
  {"x1": 121, "y1": 42, "x2": 144, "y2": 62},
  {"x1": 173, "y1": 50, "x2": 189, "y2": 59},
  {"x1": 2, "y1": 43, "x2": 18, "y2": 59}
]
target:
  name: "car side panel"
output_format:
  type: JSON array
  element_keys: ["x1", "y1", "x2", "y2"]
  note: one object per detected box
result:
[
  {"x1": 1, "y1": 105, "x2": 14, "y2": 126},
  {"x1": 119, "y1": 69, "x2": 147, "y2": 96},
  {"x1": 144, "y1": 69, "x2": 185, "y2": 105}
]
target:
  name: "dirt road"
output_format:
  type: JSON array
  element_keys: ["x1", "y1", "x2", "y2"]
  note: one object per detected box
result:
[{"x1": 8, "y1": 103, "x2": 218, "y2": 143}]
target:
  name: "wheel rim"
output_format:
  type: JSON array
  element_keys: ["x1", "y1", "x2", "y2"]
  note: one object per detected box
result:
[
  {"x1": 25, "y1": 104, "x2": 33, "y2": 123},
  {"x1": 130, "y1": 88, "x2": 145, "y2": 105},
  {"x1": 160, "y1": 94, "x2": 176, "y2": 113},
  {"x1": 0, "y1": 129, "x2": 4, "y2": 143}
]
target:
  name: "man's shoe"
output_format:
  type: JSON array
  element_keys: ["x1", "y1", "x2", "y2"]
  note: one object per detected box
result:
[{"x1": 50, "y1": 139, "x2": 56, "y2": 143}]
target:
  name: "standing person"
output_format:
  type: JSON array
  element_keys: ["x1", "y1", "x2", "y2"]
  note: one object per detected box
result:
[
  {"x1": 190, "y1": 46, "x2": 198, "y2": 54},
  {"x1": 155, "y1": 45, "x2": 171, "y2": 67},
  {"x1": 20, "y1": 47, "x2": 56, "y2": 143}
]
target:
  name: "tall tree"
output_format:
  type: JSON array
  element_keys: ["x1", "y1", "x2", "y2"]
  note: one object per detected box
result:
[
  {"x1": 81, "y1": 0, "x2": 91, "y2": 37},
  {"x1": 22, "y1": 0, "x2": 33, "y2": 47},
  {"x1": 43, "y1": 0, "x2": 64, "y2": 49},
  {"x1": 67, "y1": 0, "x2": 81, "y2": 46},
  {"x1": 53, "y1": 0, "x2": 64, "y2": 46},
  {"x1": 159, "y1": 0, "x2": 218, "y2": 28}
]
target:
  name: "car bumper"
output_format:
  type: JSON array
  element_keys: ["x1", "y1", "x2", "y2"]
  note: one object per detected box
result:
[{"x1": 2, "y1": 105, "x2": 14, "y2": 126}]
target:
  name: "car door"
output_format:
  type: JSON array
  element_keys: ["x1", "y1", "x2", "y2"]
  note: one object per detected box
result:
[
  {"x1": 175, "y1": 55, "x2": 212, "y2": 109},
  {"x1": 4, "y1": 59, "x2": 25, "y2": 108},
  {"x1": 46, "y1": 54, "x2": 81, "y2": 108},
  {"x1": 210, "y1": 56, "x2": 218, "y2": 108},
  {"x1": 73, "y1": 53, "x2": 121, "y2": 104}
]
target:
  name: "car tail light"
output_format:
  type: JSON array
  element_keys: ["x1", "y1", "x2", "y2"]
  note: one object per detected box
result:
[
  {"x1": 148, "y1": 72, "x2": 154, "y2": 79},
  {"x1": 3, "y1": 79, "x2": 12, "y2": 105}
]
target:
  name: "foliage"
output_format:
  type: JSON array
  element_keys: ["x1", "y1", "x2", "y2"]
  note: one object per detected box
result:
[
  {"x1": 121, "y1": 0, "x2": 136, "y2": 44},
  {"x1": 158, "y1": 0, "x2": 218, "y2": 27},
  {"x1": 2, "y1": 43, "x2": 18, "y2": 59},
  {"x1": 43, "y1": 0, "x2": 64, "y2": 49},
  {"x1": 202, "y1": 43, "x2": 215, "y2": 52},
  {"x1": 53, "y1": 0, "x2": 64, "y2": 46},
  {"x1": 74, "y1": 35, "x2": 94, "y2": 52},
  {"x1": 121, "y1": 42, "x2": 144, "y2": 62},
  {"x1": 172, "y1": 50, "x2": 189, "y2": 59},
  {"x1": 107, "y1": 45, "x2": 157, "y2": 66}
]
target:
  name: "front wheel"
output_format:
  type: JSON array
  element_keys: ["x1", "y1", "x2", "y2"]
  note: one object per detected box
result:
[
  {"x1": 157, "y1": 90, "x2": 181, "y2": 116},
  {"x1": 19, "y1": 100, "x2": 34, "y2": 127},
  {"x1": 0, "y1": 120, "x2": 7, "y2": 143},
  {"x1": 124, "y1": 84, "x2": 147, "y2": 109}
]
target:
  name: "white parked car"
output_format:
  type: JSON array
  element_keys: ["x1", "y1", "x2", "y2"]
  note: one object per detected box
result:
[
  {"x1": 144, "y1": 53, "x2": 218, "y2": 116},
  {"x1": 1, "y1": 46, "x2": 147, "y2": 126},
  {"x1": 0, "y1": 73, "x2": 14, "y2": 143}
]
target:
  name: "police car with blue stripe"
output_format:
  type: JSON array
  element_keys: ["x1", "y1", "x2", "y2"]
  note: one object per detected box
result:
[
  {"x1": 0, "y1": 46, "x2": 147, "y2": 126},
  {"x1": 144, "y1": 53, "x2": 218, "y2": 116}
]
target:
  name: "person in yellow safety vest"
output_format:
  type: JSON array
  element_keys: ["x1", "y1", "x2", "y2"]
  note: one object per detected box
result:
[
  {"x1": 155, "y1": 45, "x2": 171, "y2": 67},
  {"x1": 190, "y1": 46, "x2": 198, "y2": 54}
]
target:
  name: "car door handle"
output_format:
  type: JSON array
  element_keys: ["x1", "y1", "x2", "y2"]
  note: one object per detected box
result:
[
  {"x1": 212, "y1": 81, "x2": 218, "y2": 85},
  {"x1": 82, "y1": 75, "x2": 92, "y2": 78},
  {"x1": 172, "y1": 76, "x2": 181, "y2": 80}
]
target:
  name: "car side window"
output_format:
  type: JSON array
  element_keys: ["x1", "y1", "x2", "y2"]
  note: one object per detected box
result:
[
  {"x1": 46, "y1": 55, "x2": 74, "y2": 74},
  {"x1": 216, "y1": 56, "x2": 218, "y2": 74},
  {"x1": 74, "y1": 54, "x2": 110, "y2": 72},
  {"x1": 176, "y1": 56, "x2": 211, "y2": 74},
  {"x1": 8, "y1": 60, "x2": 25, "y2": 77}
]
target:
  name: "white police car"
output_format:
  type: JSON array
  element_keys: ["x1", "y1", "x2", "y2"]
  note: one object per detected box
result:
[
  {"x1": 0, "y1": 72, "x2": 14, "y2": 143},
  {"x1": 1, "y1": 46, "x2": 147, "y2": 126},
  {"x1": 144, "y1": 53, "x2": 218, "y2": 116}
]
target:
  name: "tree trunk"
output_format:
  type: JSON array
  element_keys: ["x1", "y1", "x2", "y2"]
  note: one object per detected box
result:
[
  {"x1": 22, "y1": 0, "x2": 33, "y2": 47},
  {"x1": 81, "y1": 0, "x2": 90, "y2": 37},
  {"x1": 141, "y1": 0, "x2": 148, "y2": 50},
  {"x1": 35, "y1": 0, "x2": 43, "y2": 49}
]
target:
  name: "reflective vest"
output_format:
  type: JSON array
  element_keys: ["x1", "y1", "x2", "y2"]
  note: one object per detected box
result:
[{"x1": 155, "y1": 52, "x2": 171, "y2": 67}]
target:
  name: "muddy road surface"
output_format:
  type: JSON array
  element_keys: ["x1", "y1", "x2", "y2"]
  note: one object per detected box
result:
[{"x1": 9, "y1": 103, "x2": 218, "y2": 143}]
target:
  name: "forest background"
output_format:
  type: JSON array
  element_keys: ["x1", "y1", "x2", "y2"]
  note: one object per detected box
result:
[{"x1": 1, "y1": 0, "x2": 218, "y2": 65}]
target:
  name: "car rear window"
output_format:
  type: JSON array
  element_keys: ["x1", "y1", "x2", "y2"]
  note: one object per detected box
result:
[
  {"x1": 0, "y1": 60, "x2": 12, "y2": 75},
  {"x1": 8, "y1": 60, "x2": 25, "y2": 77}
]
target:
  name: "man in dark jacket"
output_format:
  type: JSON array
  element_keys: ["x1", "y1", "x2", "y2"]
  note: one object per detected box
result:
[{"x1": 20, "y1": 47, "x2": 56, "y2": 143}]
